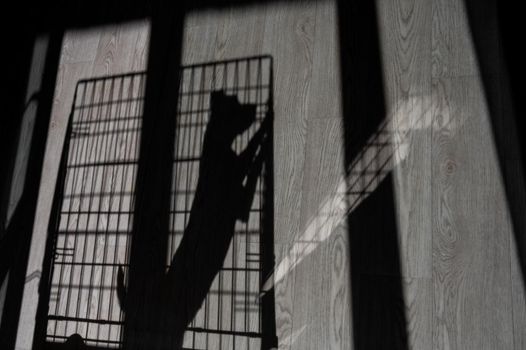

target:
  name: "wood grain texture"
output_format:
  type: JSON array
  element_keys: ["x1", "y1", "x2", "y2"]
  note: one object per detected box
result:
[
  {"x1": 273, "y1": 243, "x2": 297, "y2": 350},
  {"x1": 184, "y1": 5, "x2": 268, "y2": 63},
  {"x1": 403, "y1": 278, "x2": 432, "y2": 350},
  {"x1": 298, "y1": 118, "x2": 345, "y2": 239},
  {"x1": 431, "y1": 0, "x2": 477, "y2": 78},
  {"x1": 431, "y1": 76, "x2": 514, "y2": 350},
  {"x1": 511, "y1": 247, "x2": 526, "y2": 350},
  {"x1": 287, "y1": 229, "x2": 330, "y2": 350},
  {"x1": 375, "y1": 2, "x2": 434, "y2": 347},
  {"x1": 273, "y1": 120, "x2": 306, "y2": 245},
  {"x1": 376, "y1": 0, "x2": 433, "y2": 279},
  {"x1": 293, "y1": 117, "x2": 349, "y2": 349},
  {"x1": 326, "y1": 223, "x2": 352, "y2": 350},
  {"x1": 430, "y1": 0, "x2": 522, "y2": 348},
  {"x1": 60, "y1": 30, "x2": 101, "y2": 64},
  {"x1": 309, "y1": 0, "x2": 341, "y2": 121},
  {"x1": 91, "y1": 21, "x2": 148, "y2": 76},
  {"x1": 262, "y1": 2, "x2": 315, "y2": 244},
  {"x1": 378, "y1": 0, "x2": 432, "y2": 99},
  {"x1": 289, "y1": 222, "x2": 351, "y2": 350}
]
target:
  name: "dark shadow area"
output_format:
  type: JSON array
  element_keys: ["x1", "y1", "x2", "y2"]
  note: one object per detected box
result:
[
  {"x1": 0, "y1": 35, "x2": 35, "y2": 228},
  {"x1": 463, "y1": 0, "x2": 526, "y2": 288},
  {"x1": 0, "y1": 31, "x2": 63, "y2": 349},
  {"x1": 119, "y1": 7, "x2": 185, "y2": 350},
  {"x1": 348, "y1": 176, "x2": 409, "y2": 349},
  {"x1": 337, "y1": 1, "x2": 409, "y2": 349}
]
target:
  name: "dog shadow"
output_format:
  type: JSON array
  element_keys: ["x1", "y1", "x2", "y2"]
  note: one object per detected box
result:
[{"x1": 117, "y1": 90, "x2": 270, "y2": 348}]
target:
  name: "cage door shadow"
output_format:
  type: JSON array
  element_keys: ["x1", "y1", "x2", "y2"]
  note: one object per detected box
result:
[
  {"x1": 39, "y1": 56, "x2": 276, "y2": 350},
  {"x1": 118, "y1": 90, "x2": 270, "y2": 347}
]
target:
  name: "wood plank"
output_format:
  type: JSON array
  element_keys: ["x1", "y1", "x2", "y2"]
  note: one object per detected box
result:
[
  {"x1": 289, "y1": 223, "x2": 350, "y2": 350},
  {"x1": 511, "y1": 246, "x2": 526, "y2": 350},
  {"x1": 294, "y1": 116, "x2": 350, "y2": 348},
  {"x1": 91, "y1": 21, "x2": 150, "y2": 76},
  {"x1": 376, "y1": 3, "x2": 435, "y2": 344},
  {"x1": 285, "y1": 241, "x2": 328, "y2": 350},
  {"x1": 309, "y1": 0, "x2": 341, "y2": 121},
  {"x1": 298, "y1": 117, "x2": 345, "y2": 242},
  {"x1": 378, "y1": 0, "x2": 432, "y2": 99},
  {"x1": 326, "y1": 223, "x2": 352, "y2": 350},
  {"x1": 431, "y1": 0, "x2": 478, "y2": 78},
  {"x1": 272, "y1": 243, "x2": 297, "y2": 350},
  {"x1": 262, "y1": 2, "x2": 317, "y2": 245},
  {"x1": 404, "y1": 277, "x2": 433, "y2": 350},
  {"x1": 376, "y1": 0, "x2": 433, "y2": 279},
  {"x1": 183, "y1": 5, "x2": 267, "y2": 64},
  {"x1": 431, "y1": 76, "x2": 514, "y2": 349},
  {"x1": 261, "y1": 1, "x2": 316, "y2": 128},
  {"x1": 60, "y1": 30, "x2": 101, "y2": 64}
]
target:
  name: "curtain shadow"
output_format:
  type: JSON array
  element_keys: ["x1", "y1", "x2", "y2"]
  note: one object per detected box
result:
[{"x1": 337, "y1": 1, "x2": 409, "y2": 349}]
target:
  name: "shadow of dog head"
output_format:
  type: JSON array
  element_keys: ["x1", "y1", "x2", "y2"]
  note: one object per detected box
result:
[{"x1": 209, "y1": 90, "x2": 256, "y2": 141}]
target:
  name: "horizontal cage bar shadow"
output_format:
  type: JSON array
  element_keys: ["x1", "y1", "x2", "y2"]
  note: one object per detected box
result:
[{"x1": 42, "y1": 56, "x2": 275, "y2": 349}]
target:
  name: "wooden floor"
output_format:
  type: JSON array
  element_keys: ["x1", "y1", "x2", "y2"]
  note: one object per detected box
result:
[{"x1": 15, "y1": 0, "x2": 526, "y2": 349}]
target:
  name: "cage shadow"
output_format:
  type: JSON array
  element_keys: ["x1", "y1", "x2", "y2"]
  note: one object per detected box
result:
[{"x1": 38, "y1": 56, "x2": 277, "y2": 350}]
